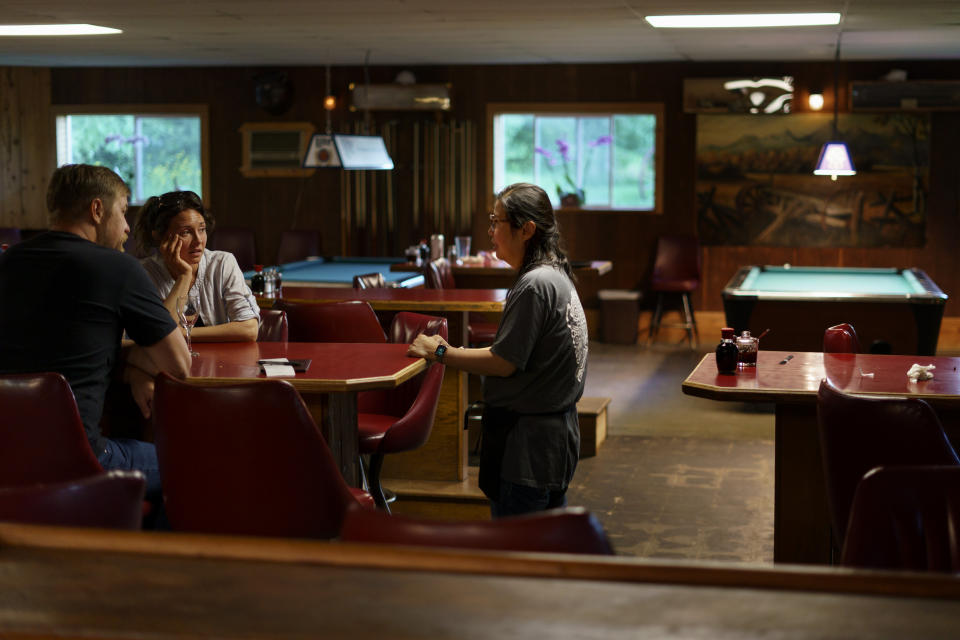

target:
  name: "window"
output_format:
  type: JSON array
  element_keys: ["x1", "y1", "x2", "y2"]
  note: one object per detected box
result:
[
  {"x1": 54, "y1": 105, "x2": 209, "y2": 205},
  {"x1": 488, "y1": 103, "x2": 663, "y2": 212}
]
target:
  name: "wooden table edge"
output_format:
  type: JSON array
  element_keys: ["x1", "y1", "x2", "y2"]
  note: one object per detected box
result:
[
  {"x1": 2, "y1": 523, "x2": 959, "y2": 600},
  {"x1": 187, "y1": 358, "x2": 427, "y2": 393},
  {"x1": 258, "y1": 294, "x2": 505, "y2": 313}
]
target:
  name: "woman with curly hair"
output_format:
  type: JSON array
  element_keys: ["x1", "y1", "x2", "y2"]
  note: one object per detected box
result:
[{"x1": 133, "y1": 191, "x2": 259, "y2": 342}]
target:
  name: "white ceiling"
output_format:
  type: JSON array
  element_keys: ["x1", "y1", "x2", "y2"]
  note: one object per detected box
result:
[{"x1": 1, "y1": 0, "x2": 959, "y2": 67}]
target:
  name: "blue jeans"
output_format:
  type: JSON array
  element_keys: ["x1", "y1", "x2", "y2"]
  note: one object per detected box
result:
[
  {"x1": 97, "y1": 437, "x2": 162, "y2": 502},
  {"x1": 490, "y1": 480, "x2": 567, "y2": 518}
]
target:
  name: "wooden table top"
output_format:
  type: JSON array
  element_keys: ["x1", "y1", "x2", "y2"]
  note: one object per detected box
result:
[
  {"x1": 259, "y1": 286, "x2": 507, "y2": 312},
  {"x1": 188, "y1": 342, "x2": 427, "y2": 393},
  {"x1": 1, "y1": 523, "x2": 959, "y2": 639},
  {"x1": 682, "y1": 350, "x2": 960, "y2": 406}
]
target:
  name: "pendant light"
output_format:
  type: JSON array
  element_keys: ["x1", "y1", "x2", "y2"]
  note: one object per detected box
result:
[{"x1": 814, "y1": 29, "x2": 855, "y2": 180}]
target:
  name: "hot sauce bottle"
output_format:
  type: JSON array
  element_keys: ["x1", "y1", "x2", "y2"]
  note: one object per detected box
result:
[
  {"x1": 716, "y1": 327, "x2": 739, "y2": 374},
  {"x1": 251, "y1": 264, "x2": 265, "y2": 295}
]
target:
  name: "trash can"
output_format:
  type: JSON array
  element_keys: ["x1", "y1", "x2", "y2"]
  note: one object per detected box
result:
[{"x1": 597, "y1": 289, "x2": 642, "y2": 345}]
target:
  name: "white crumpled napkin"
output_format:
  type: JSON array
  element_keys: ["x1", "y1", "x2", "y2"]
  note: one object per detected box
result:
[
  {"x1": 907, "y1": 363, "x2": 935, "y2": 382},
  {"x1": 260, "y1": 358, "x2": 296, "y2": 378}
]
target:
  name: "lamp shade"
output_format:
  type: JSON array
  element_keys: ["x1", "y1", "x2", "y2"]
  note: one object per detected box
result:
[{"x1": 814, "y1": 141, "x2": 856, "y2": 179}]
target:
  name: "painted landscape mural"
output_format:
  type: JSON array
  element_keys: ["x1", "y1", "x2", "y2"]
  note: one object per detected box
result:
[{"x1": 696, "y1": 113, "x2": 929, "y2": 247}]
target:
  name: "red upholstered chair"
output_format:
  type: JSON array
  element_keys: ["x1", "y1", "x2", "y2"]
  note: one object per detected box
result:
[
  {"x1": 340, "y1": 504, "x2": 615, "y2": 555},
  {"x1": 0, "y1": 471, "x2": 145, "y2": 530},
  {"x1": 0, "y1": 372, "x2": 103, "y2": 488},
  {"x1": 816, "y1": 378, "x2": 960, "y2": 556},
  {"x1": 647, "y1": 234, "x2": 701, "y2": 348},
  {"x1": 357, "y1": 312, "x2": 447, "y2": 511},
  {"x1": 273, "y1": 299, "x2": 387, "y2": 343},
  {"x1": 153, "y1": 373, "x2": 373, "y2": 538},
  {"x1": 352, "y1": 272, "x2": 386, "y2": 289},
  {"x1": 842, "y1": 466, "x2": 960, "y2": 572},
  {"x1": 276, "y1": 230, "x2": 321, "y2": 264},
  {"x1": 823, "y1": 323, "x2": 861, "y2": 353},
  {"x1": 425, "y1": 258, "x2": 457, "y2": 290},
  {"x1": 257, "y1": 308, "x2": 289, "y2": 342},
  {"x1": 425, "y1": 258, "x2": 497, "y2": 345},
  {"x1": 210, "y1": 227, "x2": 257, "y2": 271}
]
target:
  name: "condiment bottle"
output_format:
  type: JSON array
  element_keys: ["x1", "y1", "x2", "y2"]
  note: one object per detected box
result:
[
  {"x1": 251, "y1": 264, "x2": 265, "y2": 295},
  {"x1": 716, "y1": 327, "x2": 738, "y2": 374},
  {"x1": 736, "y1": 330, "x2": 759, "y2": 367}
]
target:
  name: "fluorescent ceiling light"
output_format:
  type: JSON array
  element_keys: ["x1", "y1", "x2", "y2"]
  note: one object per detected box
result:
[
  {"x1": 0, "y1": 24, "x2": 121, "y2": 36},
  {"x1": 645, "y1": 13, "x2": 841, "y2": 28}
]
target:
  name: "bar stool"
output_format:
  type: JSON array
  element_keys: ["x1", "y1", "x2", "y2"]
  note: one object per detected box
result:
[{"x1": 648, "y1": 235, "x2": 701, "y2": 348}]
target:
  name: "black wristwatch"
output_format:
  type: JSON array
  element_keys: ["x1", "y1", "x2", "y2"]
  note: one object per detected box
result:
[{"x1": 434, "y1": 344, "x2": 447, "y2": 363}]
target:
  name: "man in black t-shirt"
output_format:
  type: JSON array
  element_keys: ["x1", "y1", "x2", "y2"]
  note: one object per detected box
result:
[{"x1": 0, "y1": 164, "x2": 191, "y2": 500}]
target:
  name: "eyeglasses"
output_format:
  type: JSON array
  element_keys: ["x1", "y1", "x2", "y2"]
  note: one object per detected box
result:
[{"x1": 489, "y1": 213, "x2": 511, "y2": 229}]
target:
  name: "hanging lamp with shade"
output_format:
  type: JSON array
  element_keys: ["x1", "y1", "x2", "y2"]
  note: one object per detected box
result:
[{"x1": 814, "y1": 27, "x2": 856, "y2": 180}]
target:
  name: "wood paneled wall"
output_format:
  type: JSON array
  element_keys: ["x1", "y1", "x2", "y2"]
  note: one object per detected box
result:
[
  {"x1": 2, "y1": 60, "x2": 958, "y2": 315},
  {"x1": 0, "y1": 67, "x2": 53, "y2": 229}
]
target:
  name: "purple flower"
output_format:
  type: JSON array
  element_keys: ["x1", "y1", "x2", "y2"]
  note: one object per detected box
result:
[
  {"x1": 590, "y1": 135, "x2": 613, "y2": 147},
  {"x1": 555, "y1": 139, "x2": 570, "y2": 162},
  {"x1": 535, "y1": 146, "x2": 558, "y2": 166}
]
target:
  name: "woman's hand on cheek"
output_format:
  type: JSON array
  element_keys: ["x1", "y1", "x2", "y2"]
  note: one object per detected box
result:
[{"x1": 161, "y1": 234, "x2": 192, "y2": 279}]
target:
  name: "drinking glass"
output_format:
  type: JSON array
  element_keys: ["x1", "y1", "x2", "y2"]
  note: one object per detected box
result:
[
  {"x1": 454, "y1": 236, "x2": 471, "y2": 264},
  {"x1": 177, "y1": 293, "x2": 201, "y2": 357}
]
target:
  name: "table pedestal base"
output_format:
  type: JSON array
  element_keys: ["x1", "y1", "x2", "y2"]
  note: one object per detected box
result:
[{"x1": 303, "y1": 391, "x2": 359, "y2": 487}]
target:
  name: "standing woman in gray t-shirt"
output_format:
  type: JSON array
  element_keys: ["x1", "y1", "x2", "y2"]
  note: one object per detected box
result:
[{"x1": 409, "y1": 183, "x2": 588, "y2": 517}]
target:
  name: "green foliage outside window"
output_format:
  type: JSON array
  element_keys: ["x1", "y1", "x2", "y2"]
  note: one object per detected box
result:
[
  {"x1": 493, "y1": 111, "x2": 658, "y2": 210},
  {"x1": 58, "y1": 114, "x2": 202, "y2": 204}
]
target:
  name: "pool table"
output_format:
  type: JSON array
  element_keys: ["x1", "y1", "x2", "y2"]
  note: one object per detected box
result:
[
  {"x1": 244, "y1": 257, "x2": 424, "y2": 288},
  {"x1": 722, "y1": 265, "x2": 948, "y2": 355}
]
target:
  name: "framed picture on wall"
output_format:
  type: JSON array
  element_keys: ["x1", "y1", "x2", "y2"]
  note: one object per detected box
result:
[{"x1": 696, "y1": 112, "x2": 929, "y2": 248}]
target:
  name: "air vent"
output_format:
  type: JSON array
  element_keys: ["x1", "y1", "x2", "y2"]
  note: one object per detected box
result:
[
  {"x1": 239, "y1": 122, "x2": 315, "y2": 177},
  {"x1": 249, "y1": 131, "x2": 302, "y2": 168},
  {"x1": 851, "y1": 81, "x2": 960, "y2": 111}
]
